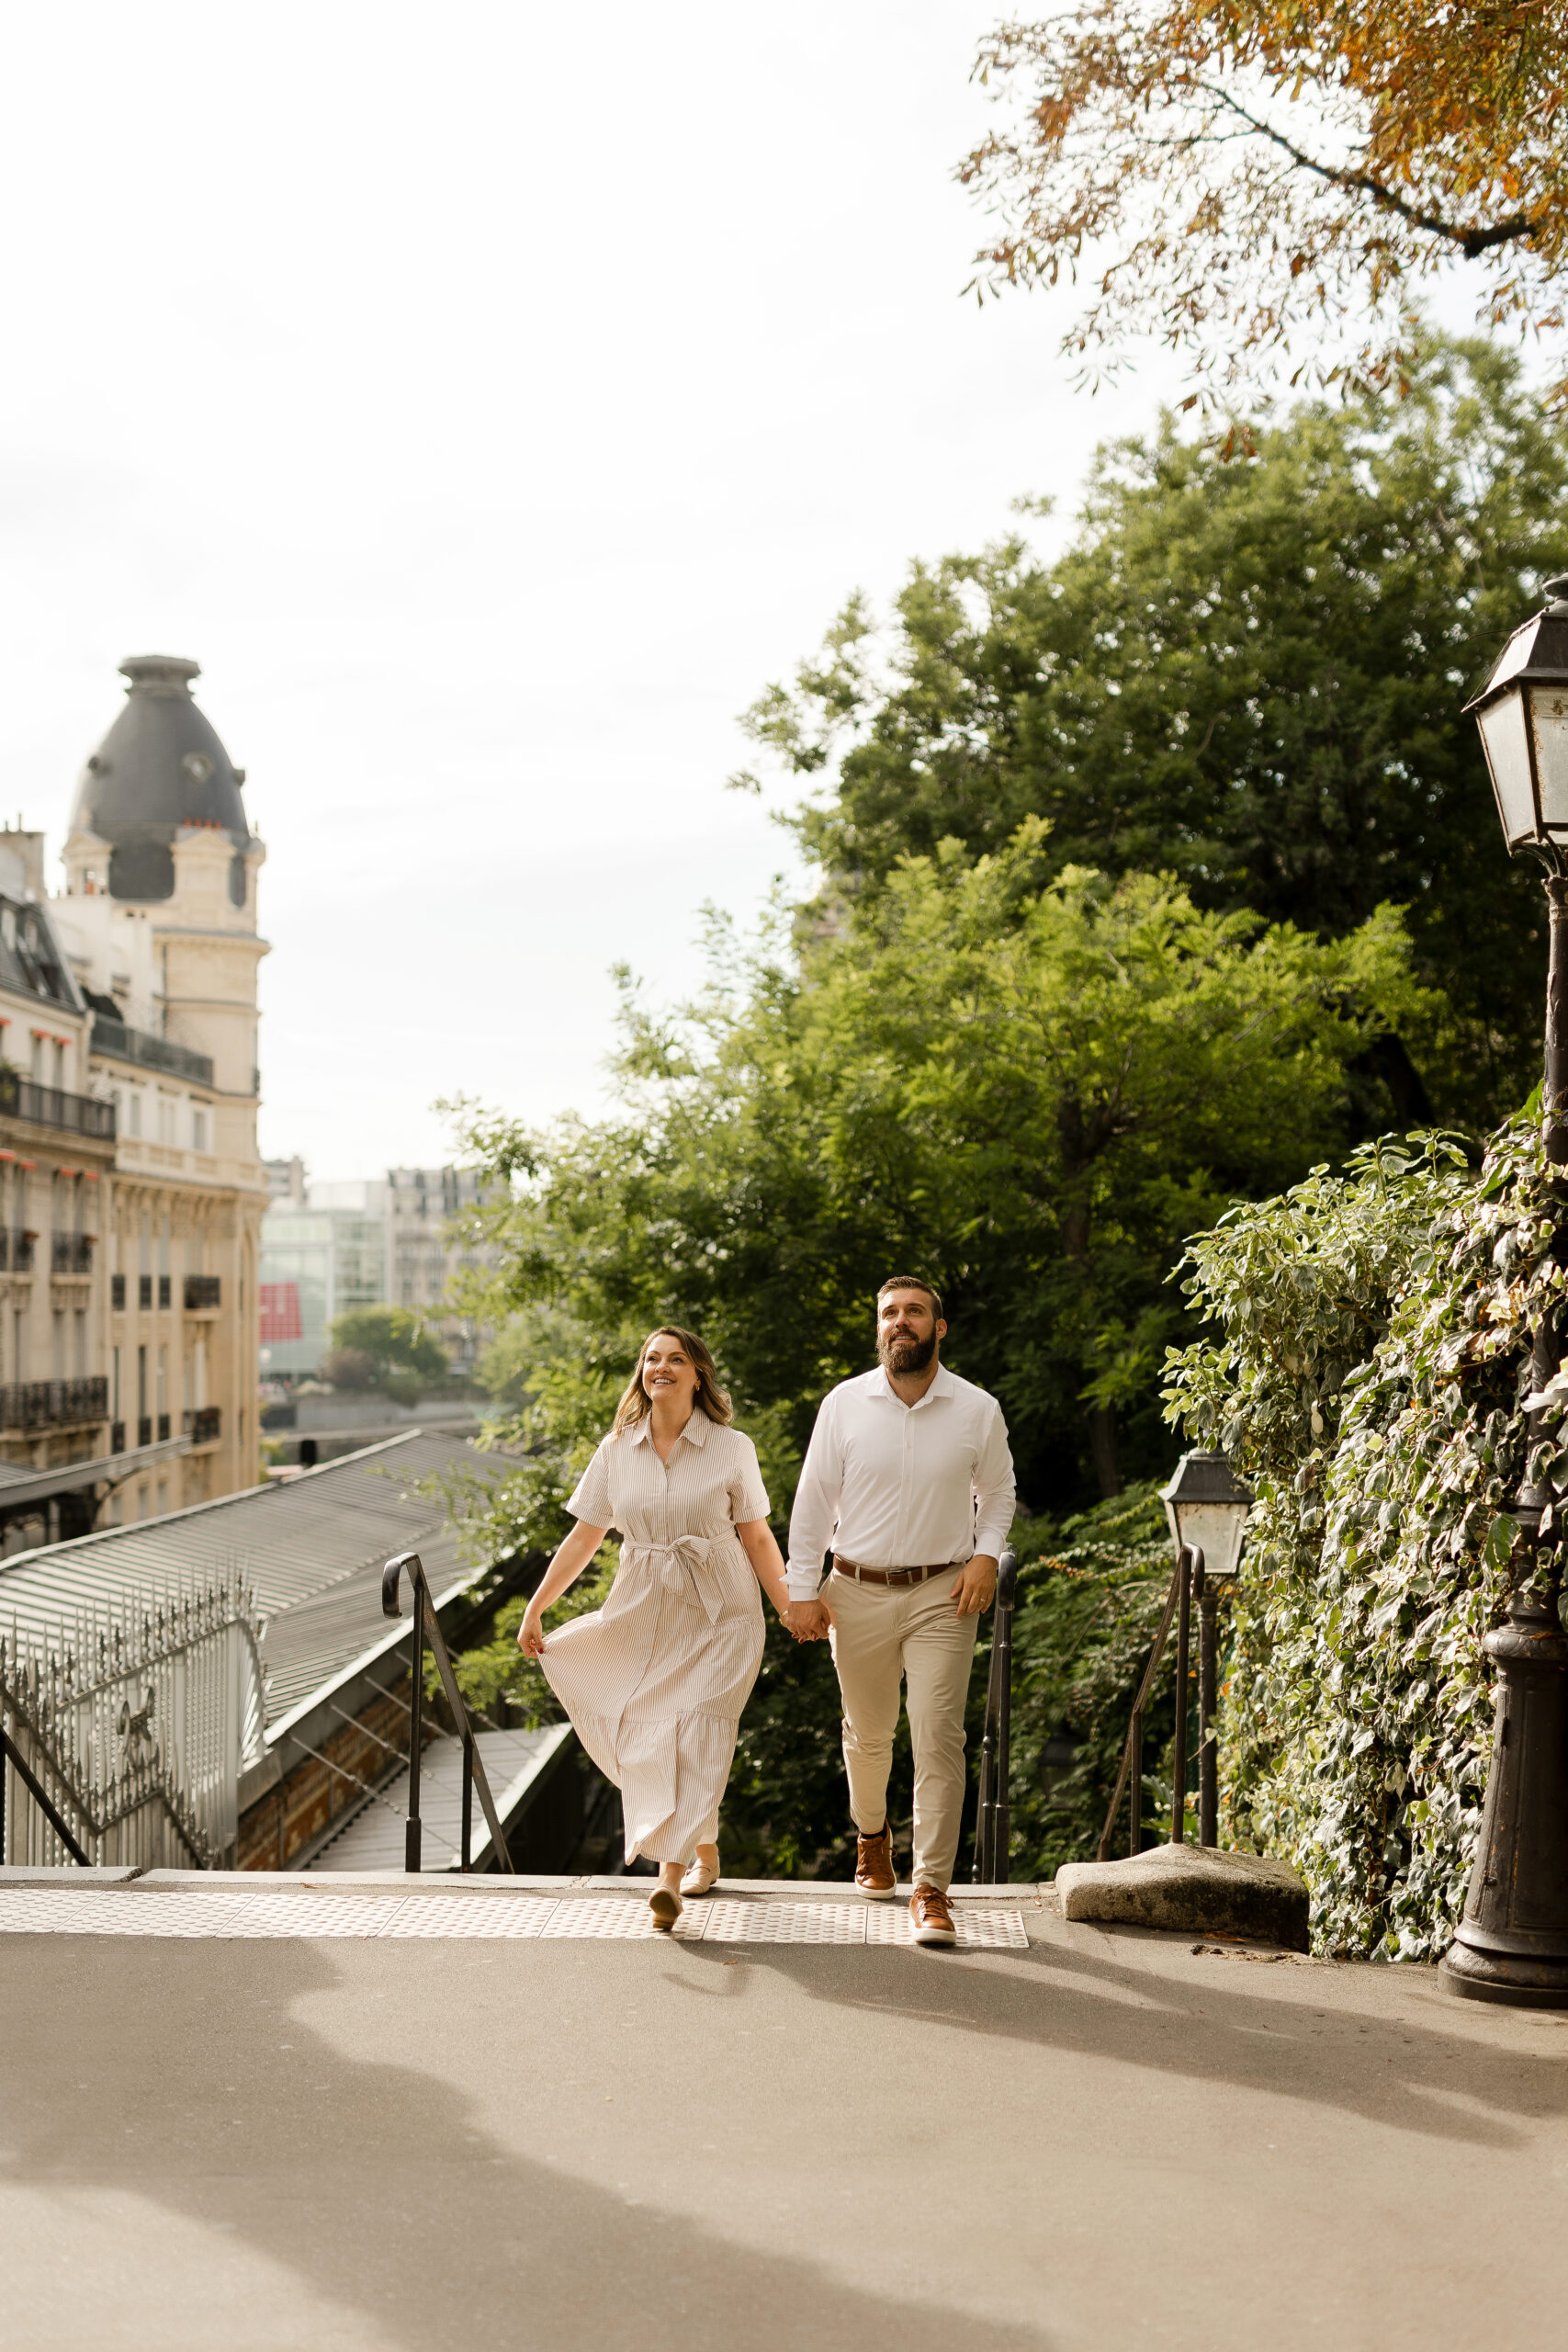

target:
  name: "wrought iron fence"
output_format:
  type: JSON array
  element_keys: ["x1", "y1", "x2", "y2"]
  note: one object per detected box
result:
[
  {"x1": 0, "y1": 1227, "x2": 33, "y2": 1272},
  {"x1": 0, "y1": 1577, "x2": 265, "y2": 1868},
  {"x1": 51, "y1": 1231, "x2": 92, "y2": 1274},
  {"x1": 0, "y1": 1377, "x2": 108, "y2": 1431},
  {"x1": 183, "y1": 1405, "x2": 220, "y2": 1443}
]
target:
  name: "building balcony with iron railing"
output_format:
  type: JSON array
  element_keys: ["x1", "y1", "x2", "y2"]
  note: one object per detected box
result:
[
  {"x1": 51, "y1": 1231, "x2": 92, "y2": 1275},
  {"x1": 184, "y1": 1274, "x2": 220, "y2": 1312},
  {"x1": 0, "y1": 1376, "x2": 108, "y2": 1432},
  {"x1": 0, "y1": 1227, "x2": 35, "y2": 1274},
  {"x1": 0, "y1": 1067, "x2": 115, "y2": 1141},
  {"x1": 89, "y1": 1015, "x2": 213, "y2": 1091},
  {"x1": 183, "y1": 1406, "x2": 221, "y2": 1445}
]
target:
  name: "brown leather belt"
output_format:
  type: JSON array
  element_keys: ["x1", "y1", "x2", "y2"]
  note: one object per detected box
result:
[{"x1": 830, "y1": 1555, "x2": 966, "y2": 1589}]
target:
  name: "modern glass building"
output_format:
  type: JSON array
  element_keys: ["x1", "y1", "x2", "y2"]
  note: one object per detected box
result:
[{"x1": 258, "y1": 1193, "x2": 387, "y2": 1378}]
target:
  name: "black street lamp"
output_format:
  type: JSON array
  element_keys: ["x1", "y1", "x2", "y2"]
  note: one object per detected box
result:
[
  {"x1": 1443, "y1": 573, "x2": 1568, "y2": 2007},
  {"x1": 1160, "y1": 1450, "x2": 1252, "y2": 1847}
]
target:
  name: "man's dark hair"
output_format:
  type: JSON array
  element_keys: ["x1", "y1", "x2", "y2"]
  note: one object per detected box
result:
[{"x1": 876, "y1": 1274, "x2": 944, "y2": 1319}]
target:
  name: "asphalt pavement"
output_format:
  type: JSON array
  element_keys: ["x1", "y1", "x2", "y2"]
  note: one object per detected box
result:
[{"x1": 2, "y1": 1878, "x2": 1565, "y2": 2352}]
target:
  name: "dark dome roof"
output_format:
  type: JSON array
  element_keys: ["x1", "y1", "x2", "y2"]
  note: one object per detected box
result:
[{"x1": 72, "y1": 657, "x2": 250, "y2": 881}]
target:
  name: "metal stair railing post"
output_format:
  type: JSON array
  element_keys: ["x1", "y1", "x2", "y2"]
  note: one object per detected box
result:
[
  {"x1": 1195, "y1": 1555, "x2": 1220, "y2": 1847},
  {"x1": 972, "y1": 1544, "x2": 1019, "y2": 1884},
  {"x1": 382, "y1": 1550, "x2": 516, "y2": 1876},
  {"x1": 1168, "y1": 1544, "x2": 1201, "y2": 1844},
  {"x1": 1095, "y1": 1544, "x2": 1199, "y2": 1863}
]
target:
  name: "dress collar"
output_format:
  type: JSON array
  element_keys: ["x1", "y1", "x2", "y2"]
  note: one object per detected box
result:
[{"x1": 629, "y1": 1406, "x2": 710, "y2": 1449}]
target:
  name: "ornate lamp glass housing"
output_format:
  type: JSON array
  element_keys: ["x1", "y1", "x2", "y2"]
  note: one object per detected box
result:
[
  {"x1": 1466, "y1": 576, "x2": 1568, "y2": 859},
  {"x1": 1160, "y1": 1449, "x2": 1252, "y2": 1579}
]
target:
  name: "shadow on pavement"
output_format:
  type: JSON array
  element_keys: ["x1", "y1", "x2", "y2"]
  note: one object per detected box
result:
[
  {"x1": 0, "y1": 1937, "x2": 1054, "y2": 2352},
  {"x1": 662, "y1": 1928, "x2": 1568, "y2": 2151}
]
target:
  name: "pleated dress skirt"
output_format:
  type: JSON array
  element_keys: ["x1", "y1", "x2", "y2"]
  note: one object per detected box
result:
[{"x1": 539, "y1": 1531, "x2": 765, "y2": 1864}]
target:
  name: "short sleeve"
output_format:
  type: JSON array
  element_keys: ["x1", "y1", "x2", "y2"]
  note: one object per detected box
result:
[
  {"x1": 565, "y1": 1437, "x2": 616, "y2": 1531},
  {"x1": 727, "y1": 1432, "x2": 771, "y2": 1524}
]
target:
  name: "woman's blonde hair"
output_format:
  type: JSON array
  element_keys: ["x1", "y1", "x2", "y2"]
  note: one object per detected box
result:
[{"x1": 611, "y1": 1326, "x2": 733, "y2": 1435}]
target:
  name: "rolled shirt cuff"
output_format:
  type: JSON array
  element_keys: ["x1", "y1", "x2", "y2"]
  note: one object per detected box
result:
[{"x1": 785, "y1": 1563, "x2": 825, "y2": 1600}]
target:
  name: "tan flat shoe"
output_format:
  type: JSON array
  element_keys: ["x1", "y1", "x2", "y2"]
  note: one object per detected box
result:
[
  {"x1": 649, "y1": 1884, "x2": 682, "y2": 1931},
  {"x1": 681, "y1": 1856, "x2": 720, "y2": 1897}
]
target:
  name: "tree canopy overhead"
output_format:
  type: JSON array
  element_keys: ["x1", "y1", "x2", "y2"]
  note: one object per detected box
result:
[
  {"x1": 960, "y1": 2, "x2": 1568, "y2": 406},
  {"x1": 740, "y1": 341, "x2": 1567, "y2": 1124}
]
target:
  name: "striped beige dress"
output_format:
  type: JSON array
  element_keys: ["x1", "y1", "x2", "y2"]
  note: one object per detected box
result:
[{"x1": 540, "y1": 1409, "x2": 770, "y2": 1864}]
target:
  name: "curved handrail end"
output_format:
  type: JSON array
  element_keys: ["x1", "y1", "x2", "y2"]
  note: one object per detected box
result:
[{"x1": 382, "y1": 1550, "x2": 424, "y2": 1620}]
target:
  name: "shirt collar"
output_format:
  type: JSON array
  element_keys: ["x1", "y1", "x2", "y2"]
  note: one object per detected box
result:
[
  {"x1": 865, "y1": 1362, "x2": 956, "y2": 1408},
  {"x1": 629, "y1": 1407, "x2": 710, "y2": 1448}
]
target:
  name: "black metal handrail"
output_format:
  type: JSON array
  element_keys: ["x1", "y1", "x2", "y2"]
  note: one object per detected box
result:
[
  {"x1": 381, "y1": 1549, "x2": 515, "y2": 1875},
  {"x1": 1098, "y1": 1543, "x2": 1220, "y2": 1860},
  {"x1": 0, "y1": 1722, "x2": 90, "y2": 1863},
  {"x1": 972, "y1": 1544, "x2": 1018, "y2": 1883}
]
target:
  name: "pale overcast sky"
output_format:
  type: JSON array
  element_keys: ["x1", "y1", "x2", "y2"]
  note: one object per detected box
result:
[{"x1": 0, "y1": 4, "x2": 1214, "y2": 1180}]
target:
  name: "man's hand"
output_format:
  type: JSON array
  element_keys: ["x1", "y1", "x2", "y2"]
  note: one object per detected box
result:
[
  {"x1": 952, "y1": 1556, "x2": 998, "y2": 1617},
  {"x1": 784, "y1": 1599, "x2": 831, "y2": 1643}
]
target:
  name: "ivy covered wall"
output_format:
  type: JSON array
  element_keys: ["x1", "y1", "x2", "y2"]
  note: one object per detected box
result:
[{"x1": 1165, "y1": 1125, "x2": 1561, "y2": 1959}]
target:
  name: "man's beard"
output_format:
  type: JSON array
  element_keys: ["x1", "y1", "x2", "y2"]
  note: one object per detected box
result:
[{"x1": 879, "y1": 1326, "x2": 935, "y2": 1375}]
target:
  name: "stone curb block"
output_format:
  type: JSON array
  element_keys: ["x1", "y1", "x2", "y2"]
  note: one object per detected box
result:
[{"x1": 1055, "y1": 1843, "x2": 1310, "y2": 1951}]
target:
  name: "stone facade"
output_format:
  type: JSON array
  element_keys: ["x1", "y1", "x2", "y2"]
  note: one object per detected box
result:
[{"x1": 0, "y1": 656, "x2": 270, "y2": 1540}]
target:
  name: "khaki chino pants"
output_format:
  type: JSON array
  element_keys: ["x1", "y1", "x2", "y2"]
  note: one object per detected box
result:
[{"x1": 827, "y1": 1566, "x2": 978, "y2": 1894}]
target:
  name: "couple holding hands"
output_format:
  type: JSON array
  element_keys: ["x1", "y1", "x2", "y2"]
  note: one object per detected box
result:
[{"x1": 518, "y1": 1276, "x2": 1016, "y2": 1946}]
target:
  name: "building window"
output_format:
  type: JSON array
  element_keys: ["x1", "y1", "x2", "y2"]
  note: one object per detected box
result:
[
  {"x1": 129, "y1": 1092, "x2": 141, "y2": 1139},
  {"x1": 193, "y1": 1108, "x2": 208, "y2": 1153}
]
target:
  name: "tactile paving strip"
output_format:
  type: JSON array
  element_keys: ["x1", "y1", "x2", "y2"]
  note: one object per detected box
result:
[{"x1": 0, "y1": 1887, "x2": 1029, "y2": 1947}]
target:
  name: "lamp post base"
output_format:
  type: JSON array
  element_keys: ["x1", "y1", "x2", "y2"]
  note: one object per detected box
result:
[
  {"x1": 1439, "y1": 1588, "x2": 1568, "y2": 2010},
  {"x1": 1440, "y1": 1934, "x2": 1568, "y2": 2008}
]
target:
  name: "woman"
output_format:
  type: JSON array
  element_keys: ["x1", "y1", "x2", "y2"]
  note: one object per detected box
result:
[{"x1": 518, "y1": 1326, "x2": 794, "y2": 1928}]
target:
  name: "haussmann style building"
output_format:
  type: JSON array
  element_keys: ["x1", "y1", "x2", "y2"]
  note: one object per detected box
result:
[{"x1": 0, "y1": 653, "x2": 268, "y2": 1544}]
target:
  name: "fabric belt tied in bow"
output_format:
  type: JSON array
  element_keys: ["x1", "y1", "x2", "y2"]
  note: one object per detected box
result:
[{"x1": 626, "y1": 1533, "x2": 732, "y2": 1625}]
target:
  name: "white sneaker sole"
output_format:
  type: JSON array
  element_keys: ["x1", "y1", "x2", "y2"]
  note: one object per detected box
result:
[
  {"x1": 912, "y1": 1923, "x2": 957, "y2": 1946},
  {"x1": 857, "y1": 1883, "x2": 899, "y2": 1902}
]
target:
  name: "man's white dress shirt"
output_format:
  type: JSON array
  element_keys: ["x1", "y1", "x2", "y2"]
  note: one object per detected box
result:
[{"x1": 785, "y1": 1363, "x2": 1017, "y2": 1600}]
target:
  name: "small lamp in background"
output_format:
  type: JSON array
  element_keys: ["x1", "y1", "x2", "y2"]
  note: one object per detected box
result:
[
  {"x1": 1161, "y1": 1448, "x2": 1253, "y2": 1581},
  {"x1": 1161, "y1": 1449, "x2": 1253, "y2": 1847}
]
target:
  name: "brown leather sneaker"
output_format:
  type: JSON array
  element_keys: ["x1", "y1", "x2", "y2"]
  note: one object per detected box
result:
[
  {"x1": 909, "y1": 1884, "x2": 957, "y2": 1947},
  {"x1": 854, "y1": 1821, "x2": 897, "y2": 1900}
]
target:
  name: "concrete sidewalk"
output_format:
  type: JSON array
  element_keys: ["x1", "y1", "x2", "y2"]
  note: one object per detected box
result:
[{"x1": 2, "y1": 1872, "x2": 1565, "y2": 2351}]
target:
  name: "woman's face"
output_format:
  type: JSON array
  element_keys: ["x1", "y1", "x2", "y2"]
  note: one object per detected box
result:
[{"x1": 641, "y1": 1333, "x2": 700, "y2": 1413}]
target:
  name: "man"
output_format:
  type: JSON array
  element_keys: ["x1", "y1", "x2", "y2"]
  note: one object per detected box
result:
[{"x1": 785, "y1": 1278, "x2": 1016, "y2": 1947}]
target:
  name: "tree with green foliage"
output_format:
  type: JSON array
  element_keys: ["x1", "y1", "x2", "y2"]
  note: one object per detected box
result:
[
  {"x1": 739, "y1": 341, "x2": 1566, "y2": 1125},
  {"x1": 324, "y1": 1306, "x2": 451, "y2": 1406},
  {"x1": 453, "y1": 824, "x2": 1427, "y2": 1504}
]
